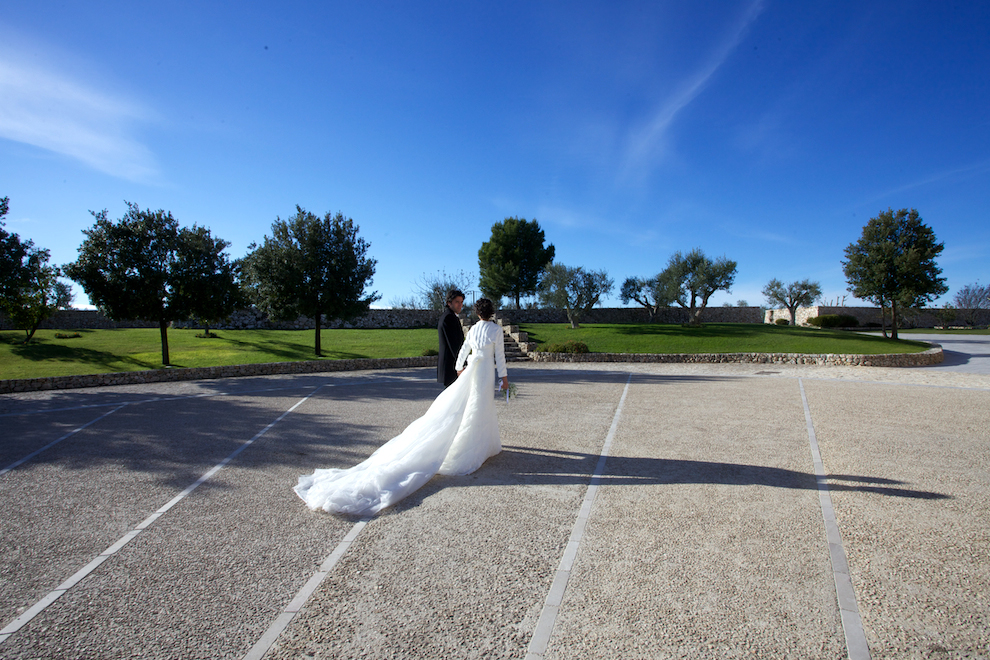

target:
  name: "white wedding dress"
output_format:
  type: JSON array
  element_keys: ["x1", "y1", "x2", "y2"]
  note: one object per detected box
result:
[{"x1": 294, "y1": 319, "x2": 507, "y2": 516}]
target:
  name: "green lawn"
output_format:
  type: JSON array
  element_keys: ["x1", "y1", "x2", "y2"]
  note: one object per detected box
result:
[
  {"x1": 520, "y1": 322, "x2": 933, "y2": 355},
  {"x1": 1, "y1": 323, "x2": 937, "y2": 381},
  {"x1": 0, "y1": 328, "x2": 438, "y2": 380}
]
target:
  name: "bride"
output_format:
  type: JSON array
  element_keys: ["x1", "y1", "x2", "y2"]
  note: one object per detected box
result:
[{"x1": 294, "y1": 297, "x2": 509, "y2": 516}]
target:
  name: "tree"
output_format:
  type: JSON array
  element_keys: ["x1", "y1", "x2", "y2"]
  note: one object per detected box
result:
[
  {"x1": 842, "y1": 208, "x2": 947, "y2": 340},
  {"x1": 538, "y1": 263, "x2": 613, "y2": 329},
  {"x1": 241, "y1": 207, "x2": 379, "y2": 356},
  {"x1": 174, "y1": 226, "x2": 242, "y2": 336},
  {"x1": 656, "y1": 248, "x2": 737, "y2": 325},
  {"x1": 478, "y1": 217, "x2": 555, "y2": 308},
  {"x1": 64, "y1": 202, "x2": 237, "y2": 365},
  {"x1": 1, "y1": 251, "x2": 72, "y2": 343},
  {"x1": 414, "y1": 269, "x2": 476, "y2": 311},
  {"x1": 762, "y1": 278, "x2": 822, "y2": 326},
  {"x1": 0, "y1": 197, "x2": 74, "y2": 343},
  {"x1": 951, "y1": 282, "x2": 989, "y2": 326},
  {"x1": 1, "y1": 196, "x2": 31, "y2": 302},
  {"x1": 619, "y1": 276, "x2": 663, "y2": 321}
]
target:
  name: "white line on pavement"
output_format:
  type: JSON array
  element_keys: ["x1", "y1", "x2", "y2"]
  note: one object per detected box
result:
[
  {"x1": 0, "y1": 384, "x2": 327, "y2": 647},
  {"x1": 242, "y1": 517, "x2": 372, "y2": 660},
  {"x1": 0, "y1": 405, "x2": 126, "y2": 477},
  {"x1": 799, "y1": 378, "x2": 872, "y2": 660},
  {"x1": 525, "y1": 374, "x2": 632, "y2": 660}
]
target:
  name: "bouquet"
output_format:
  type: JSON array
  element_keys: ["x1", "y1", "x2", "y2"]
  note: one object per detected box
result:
[{"x1": 496, "y1": 381, "x2": 518, "y2": 402}]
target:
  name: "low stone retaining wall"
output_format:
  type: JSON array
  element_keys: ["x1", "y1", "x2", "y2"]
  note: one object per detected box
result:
[
  {"x1": 529, "y1": 345, "x2": 943, "y2": 368},
  {"x1": 0, "y1": 356, "x2": 438, "y2": 394},
  {"x1": 2, "y1": 345, "x2": 944, "y2": 393}
]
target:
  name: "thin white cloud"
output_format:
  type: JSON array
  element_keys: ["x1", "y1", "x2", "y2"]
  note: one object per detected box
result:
[
  {"x1": 0, "y1": 47, "x2": 159, "y2": 182},
  {"x1": 863, "y1": 158, "x2": 990, "y2": 206},
  {"x1": 617, "y1": 0, "x2": 765, "y2": 183}
]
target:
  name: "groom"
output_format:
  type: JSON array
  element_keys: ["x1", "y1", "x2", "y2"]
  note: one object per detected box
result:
[{"x1": 437, "y1": 288, "x2": 465, "y2": 387}]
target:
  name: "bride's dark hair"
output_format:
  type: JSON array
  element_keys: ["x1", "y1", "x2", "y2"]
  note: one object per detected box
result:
[{"x1": 475, "y1": 298, "x2": 495, "y2": 320}]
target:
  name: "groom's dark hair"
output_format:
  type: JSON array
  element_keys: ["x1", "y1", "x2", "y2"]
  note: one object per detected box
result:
[{"x1": 446, "y1": 288, "x2": 465, "y2": 306}]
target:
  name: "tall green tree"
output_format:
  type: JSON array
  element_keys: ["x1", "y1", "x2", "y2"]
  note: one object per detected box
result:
[
  {"x1": 538, "y1": 263, "x2": 613, "y2": 329},
  {"x1": 478, "y1": 217, "x2": 555, "y2": 308},
  {"x1": 1, "y1": 196, "x2": 31, "y2": 302},
  {"x1": 0, "y1": 197, "x2": 74, "y2": 342},
  {"x1": 657, "y1": 248, "x2": 737, "y2": 325},
  {"x1": 762, "y1": 278, "x2": 822, "y2": 326},
  {"x1": 174, "y1": 226, "x2": 242, "y2": 335},
  {"x1": 241, "y1": 207, "x2": 379, "y2": 356},
  {"x1": 64, "y1": 202, "x2": 237, "y2": 365},
  {"x1": 842, "y1": 208, "x2": 947, "y2": 339}
]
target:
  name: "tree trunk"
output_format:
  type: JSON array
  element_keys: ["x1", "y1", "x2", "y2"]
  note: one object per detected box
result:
[
  {"x1": 788, "y1": 306, "x2": 797, "y2": 325},
  {"x1": 159, "y1": 319, "x2": 170, "y2": 365},
  {"x1": 890, "y1": 300, "x2": 899, "y2": 340},
  {"x1": 314, "y1": 311, "x2": 322, "y2": 356}
]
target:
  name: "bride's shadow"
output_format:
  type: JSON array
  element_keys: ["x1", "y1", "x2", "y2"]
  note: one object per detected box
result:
[{"x1": 392, "y1": 445, "x2": 951, "y2": 511}]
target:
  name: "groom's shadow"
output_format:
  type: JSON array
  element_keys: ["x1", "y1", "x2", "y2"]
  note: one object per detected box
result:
[{"x1": 393, "y1": 445, "x2": 951, "y2": 510}]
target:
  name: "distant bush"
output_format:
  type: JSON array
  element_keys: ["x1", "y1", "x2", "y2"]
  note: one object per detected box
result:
[
  {"x1": 807, "y1": 314, "x2": 859, "y2": 328},
  {"x1": 540, "y1": 340, "x2": 590, "y2": 353},
  {"x1": 421, "y1": 347, "x2": 439, "y2": 356},
  {"x1": 55, "y1": 332, "x2": 82, "y2": 339},
  {"x1": 774, "y1": 318, "x2": 790, "y2": 326}
]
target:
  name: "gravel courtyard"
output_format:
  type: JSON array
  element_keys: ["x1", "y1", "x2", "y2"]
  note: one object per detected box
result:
[{"x1": 1, "y1": 359, "x2": 988, "y2": 659}]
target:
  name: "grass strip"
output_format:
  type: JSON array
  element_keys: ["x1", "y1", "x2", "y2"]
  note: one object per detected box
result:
[{"x1": 0, "y1": 328, "x2": 438, "y2": 380}]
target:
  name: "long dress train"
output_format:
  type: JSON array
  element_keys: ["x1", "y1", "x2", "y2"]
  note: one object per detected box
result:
[{"x1": 294, "y1": 319, "x2": 507, "y2": 516}]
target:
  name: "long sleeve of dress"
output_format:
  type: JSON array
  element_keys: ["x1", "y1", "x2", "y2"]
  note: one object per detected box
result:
[{"x1": 455, "y1": 320, "x2": 507, "y2": 378}]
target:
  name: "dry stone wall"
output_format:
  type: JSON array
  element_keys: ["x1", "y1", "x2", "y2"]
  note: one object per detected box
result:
[{"x1": 764, "y1": 306, "x2": 990, "y2": 328}]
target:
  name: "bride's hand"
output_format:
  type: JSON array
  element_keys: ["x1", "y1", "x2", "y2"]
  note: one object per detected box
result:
[
  {"x1": 500, "y1": 376, "x2": 509, "y2": 390},
  {"x1": 457, "y1": 369, "x2": 464, "y2": 376}
]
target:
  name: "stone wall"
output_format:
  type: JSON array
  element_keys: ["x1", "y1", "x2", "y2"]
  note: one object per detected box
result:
[
  {"x1": 493, "y1": 306, "x2": 764, "y2": 324},
  {"x1": 529, "y1": 345, "x2": 944, "y2": 368},
  {"x1": 3, "y1": 306, "x2": 764, "y2": 332},
  {"x1": 764, "y1": 306, "x2": 990, "y2": 328},
  {"x1": 0, "y1": 309, "x2": 158, "y2": 330},
  {"x1": 171, "y1": 307, "x2": 442, "y2": 330}
]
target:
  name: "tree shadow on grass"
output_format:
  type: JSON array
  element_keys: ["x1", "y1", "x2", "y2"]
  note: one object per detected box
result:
[{"x1": 8, "y1": 340, "x2": 159, "y2": 371}]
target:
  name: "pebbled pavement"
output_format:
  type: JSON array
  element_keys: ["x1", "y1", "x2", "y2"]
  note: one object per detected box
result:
[{"x1": 0, "y1": 356, "x2": 987, "y2": 659}]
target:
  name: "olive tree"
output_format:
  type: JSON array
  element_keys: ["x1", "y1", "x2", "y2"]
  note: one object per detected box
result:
[
  {"x1": 657, "y1": 248, "x2": 737, "y2": 325},
  {"x1": 762, "y1": 278, "x2": 822, "y2": 325},
  {"x1": 538, "y1": 263, "x2": 613, "y2": 329}
]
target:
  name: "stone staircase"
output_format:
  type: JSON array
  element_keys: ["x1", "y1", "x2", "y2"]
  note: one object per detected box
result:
[
  {"x1": 458, "y1": 313, "x2": 535, "y2": 361},
  {"x1": 493, "y1": 313, "x2": 536, "y2": 361}
]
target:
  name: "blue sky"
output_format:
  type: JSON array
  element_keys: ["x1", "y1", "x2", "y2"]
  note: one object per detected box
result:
[{"x1": 1, "y1": 1, "x2": 988, "y2": 311}]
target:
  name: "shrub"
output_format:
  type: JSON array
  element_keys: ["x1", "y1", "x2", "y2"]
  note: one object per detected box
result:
[
  {"x1": 774, "y1": 318, "x2": 790, "y2": 326},
  {"x1": 807, "y1": 314, "x2": 859, "y2": 328},
  {"x1": 55, "y1": 332, "x2": 82, "y2": 339},
  {"x1": 421, "y1": 347, "x2": 439, "y2": 356},
  {"x1": 540, "y1": 340, "x2": 590, "y2": 353}
]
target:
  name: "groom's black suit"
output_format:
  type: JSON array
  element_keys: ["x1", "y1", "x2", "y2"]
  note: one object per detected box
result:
[{"x1": 437, "y1": 304, "x2": 464, "y2": 387}]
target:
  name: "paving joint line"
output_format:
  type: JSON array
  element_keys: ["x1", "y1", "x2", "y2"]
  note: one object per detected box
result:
[
  {"x1": 799, "y1": 378, "x2": 872, "y2": 660},
  {"x1": 525, "y1": 373, "x2": 632, "y2": 660},
  {"x1": 242, "y1": 517, "x2": 372, "y2": 660},
  {"x1": 0, "y1": 384, "x2": 327, "y2": 647},
  {"x1": 0, "y1": 404, "x2": 126, "y2": 477}
]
